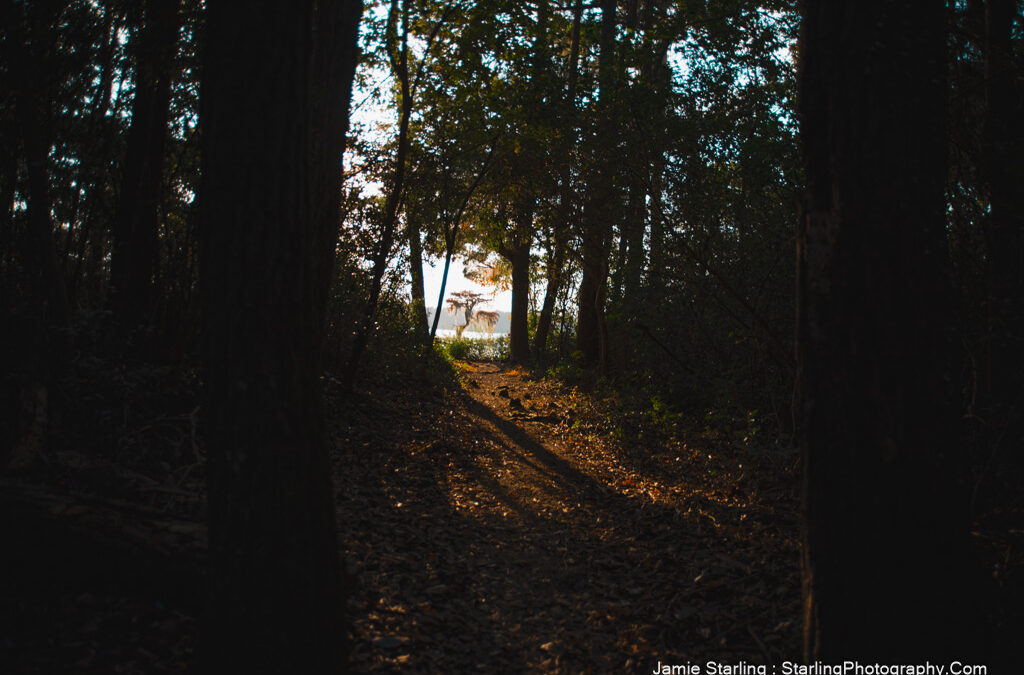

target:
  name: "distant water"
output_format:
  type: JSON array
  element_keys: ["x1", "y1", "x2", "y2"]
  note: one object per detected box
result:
[{"x1": 435, "y1": 329, "x2": 507, "y2": 339}]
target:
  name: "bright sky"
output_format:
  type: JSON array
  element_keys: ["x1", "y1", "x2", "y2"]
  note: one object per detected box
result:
[
  {"x1": 421, "y1": 255, "x2": 513, "y2": 314},
  {"x1": 348, "y1": 45, "x2": 512, "y2": 316}
]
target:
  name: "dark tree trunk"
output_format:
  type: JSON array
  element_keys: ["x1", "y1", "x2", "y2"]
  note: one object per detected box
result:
[
  {"x1": 0, "y1": 151, "x2": 16, "y2": 305},
  {"x1": 621, "y1": 176, "x2": 645, "y2": 312},
  {"x1": 66, "y1": 4, "x2": 119, "y2": 306},
  {"x1": 74, "y1": 8, "x2": 124, "y2": 304},
  {"x1": 199, "y1": 2, "x2": 360, "y2": 672},
  {"x1": 430, "y1": 247, "x2": 455, "y2": 340},
  {"x1": 533, "y1": 228, "x2": 564, "y2": 359},
  {"x1": 500, "y1": 206, "x2": 533, "y2": 364},
  {"x1": 983, "y1": 0, "x2": 1024, "y2": 480},
  {"x1": 646, "y1": 150, "x2": 666, "y2": 302},
  {"x1": 507, "y1": 243, "x2": 532, "y2": 364},
  {"x1": 608, "y1": 218, "x2": 629, "y2": 306},
  {"x1": 576, "y1": 0, "x2": 617, "y2": 369},
  {"x1": 109, "y1": 0, "x2": 181, "y2": 330},
  {"x1": 798, "y1": 0, "x2": 976, "y2": 660},
  {"x1": 640, "y1": 42, "x2": 671, "y2": 309},
  {"x1": 408, "y1": 220, "x2": 430, "y2": 342},
  {"x1": 6, "y1": 1, "x2": 73, "y2": 347}
]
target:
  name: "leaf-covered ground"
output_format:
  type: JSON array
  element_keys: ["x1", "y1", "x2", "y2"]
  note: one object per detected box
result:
[
  {"x1": 335, "y1": 361, "x2": 803, "y2": 672},
  {"x1": 2, "y1": 356, "x2": 804, "y2": 673}
]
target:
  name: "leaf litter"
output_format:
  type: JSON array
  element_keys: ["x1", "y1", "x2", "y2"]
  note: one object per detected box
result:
[{"x1": 333, "y1": 360, "x2": 802, "y2": 672}]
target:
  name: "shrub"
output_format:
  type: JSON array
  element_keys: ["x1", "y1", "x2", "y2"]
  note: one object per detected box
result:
[{"x1": 436, "y1": 335, "x2": 509, "y2": 361}]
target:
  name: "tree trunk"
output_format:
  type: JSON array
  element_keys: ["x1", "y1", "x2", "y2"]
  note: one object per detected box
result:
[
  {"x1": 983, "y1": 0, "x2": 1024, "y2": 481},
  {"x1": 6, "y1": 1, "x2": 73, "y2": 351},
  {"x1": 575, "y1": 165, "x2": 602, "y2": 367},
  {"x1": 0, "y1": 151, "x2": 15, "y2": 305},
  {"x1": 408, "y1": 220, "x2": 430, "y2": 342},
  {"x1": 199, "y1": 2, "x2": 360, "y2": 672},
  {"x1": 109, "y1": 0, "x2": 181, "y2": 330},
  {"x1": 576, "y1": 0, "x2": 617, "y2": 369},
  {"x1": 430, "y1": 246, "x2": 455, "y2": 340},
  {"x1": 621, "y1": 175, "x2": 645, "y2": 312},
  {"x1": 646, "y1": 149, "x2": 667, "y2": 303},
  {"x1": 500, "y1": 204, "x2": 533, "y2": 364},
  {"x1": 508, "y1": 243, "x2": 531, "y2": 364},
  {"x1": 533, "y1": 227, "x2": 565, "y2": 359},
  {"x1": 641, "y1": 44, "x2": 671, "y2": 310},
  {"x1": 608, "y1": 218, "x2": 629, "y2": 306},
  {"x1": 798, "y1": 0, "x2": 975, "y2": 660},
  {"x1": 70, "y1": 6, "x2": 120, "y2": 303}
]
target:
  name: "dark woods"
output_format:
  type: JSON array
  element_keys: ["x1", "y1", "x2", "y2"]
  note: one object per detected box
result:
[
  {"x1": 800, "y1": 0, "x2": 974, "y2": 661},
  {"x1": 1, "y1": 0, "x2": 1021, "y2": 671}
]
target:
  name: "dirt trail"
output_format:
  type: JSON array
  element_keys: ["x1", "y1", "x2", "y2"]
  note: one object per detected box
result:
[{"x1": 335, "y1": 361, "x2": 801, "y2": 673}]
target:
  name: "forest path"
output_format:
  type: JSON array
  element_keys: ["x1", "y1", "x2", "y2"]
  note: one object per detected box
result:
[{"x1": 334, "y1": 361, "x2": 801, "y2": 673}]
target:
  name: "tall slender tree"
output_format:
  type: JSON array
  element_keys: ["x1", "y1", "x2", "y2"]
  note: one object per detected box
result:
[
  {"x1": 983, "y1": 0, "x2": 1024, "y2": 481},
  {"x1": 199, "y1": 2, "x2": 361, "y2": 672},
  {"x1": 798, "y1": 0, "x2": 975, "y2": 659},
  {"x1": 576, "y1": 0, "x2": 618, "y2": 370},
  {"x1": 109, "y1": 0, "x2": 181, "y2": 331},
  {"x1": 498, "y1": 205, "x2": 533, "y2": 363},
  {"x1": 3, "y1": 0, "x2": 73, "y2": 349},
  {"x1": 533, "y1": 0, "x2": 582, "y2": 359}
]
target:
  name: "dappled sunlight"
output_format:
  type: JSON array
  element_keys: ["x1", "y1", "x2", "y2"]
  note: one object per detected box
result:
[{"x1": 334, "y1": 363, "x2": 802, "y2": 672}]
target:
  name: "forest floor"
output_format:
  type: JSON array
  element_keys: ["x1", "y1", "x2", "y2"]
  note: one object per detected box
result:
[
  {"x1": 1, "y1": 355, "x2": 804, "y2": 673},
  {"x1": 335, "y1": 360, "x2": 803, "y2": 672},
  {"x1": 4, "y1": 354, "x2": 1022, "y2": 672}
]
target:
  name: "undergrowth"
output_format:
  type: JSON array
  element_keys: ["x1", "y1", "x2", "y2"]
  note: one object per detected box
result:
[{"x1": 435, "y1": 335, "x2": 509, "y2": 362}]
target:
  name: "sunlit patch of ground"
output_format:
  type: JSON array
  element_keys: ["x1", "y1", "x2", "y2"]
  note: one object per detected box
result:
[
  {"x1": 505, "y1": 364, "x2": 531, "y2": 378},
  {"x1": 452, "y1": 360, "x2": 479, "y2": 373},
  {"x1": 333, "y1": 362, "x2": 802, "y2": 673}
]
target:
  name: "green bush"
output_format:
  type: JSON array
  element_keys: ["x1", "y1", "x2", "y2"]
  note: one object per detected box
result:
[
  {"x1": 442, "y1": 337, "x2": 471, "y2": 360},
  {"x1": 436, "y1": 335, "x2": 509, "y2": 361}
]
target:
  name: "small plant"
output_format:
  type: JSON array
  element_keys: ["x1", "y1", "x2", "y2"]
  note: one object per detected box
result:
[
  {"x1": 649, "y1": 395, "x2": 680, "y2": 428},
  {"x1": 547, "y1": 359, "x2": 582, "y2": 381}
]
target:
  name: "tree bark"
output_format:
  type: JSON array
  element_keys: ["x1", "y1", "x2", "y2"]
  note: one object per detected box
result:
[
  {"x1": 408, "y1": 219, "x2": 430, "y2": 341},
  {"x1": 576, "y1": 0, "x2": 617, "y2": 369},
  {"x1": 199, "y1": 2, "x2": 360, "y2": 672},
  {"x1": 109, "y1": 0, "x2": 181, "y2": 330},
  {"x1": 646, "y1": 148, "x2": 667, "y2": 302},
  {"x1": 798, "y1": 0, "x2": 975, "y2": 660},
  {"x1": 503, "y1": 237, "x2": 532, "y2": 364},
  {"x1": 621, "y1": 174, "x2": 646, "y2": 311},
  {"x1": 5, "y1": 1, "x2": 73, "y2": 352},
  {"x1": 533, "y1": 226, "x2": 565, "y2": 359},
  {"x1": 0, "y1": 150, "x2": 16, "y2": 305},
  {"x1": 983, "y1": 0, "x2": 1024, "y2": 480},
  {"x1": 510, "y1": 247, "x2": 531, "y2": 363}
]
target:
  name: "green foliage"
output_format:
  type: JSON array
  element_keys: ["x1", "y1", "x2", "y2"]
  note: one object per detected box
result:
[
  {"x1": 436, "y1": 335, "x2": 509, "y2": 362},
  {"x1": 648, "y1": 395, "x2": 681, "y2": 429},
  {"x1": 438, "y1": 336, "x2": 471, "y2": 360},
  {"x1": 547, "y1": 359, "x2": 582, "y2": 382}
]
